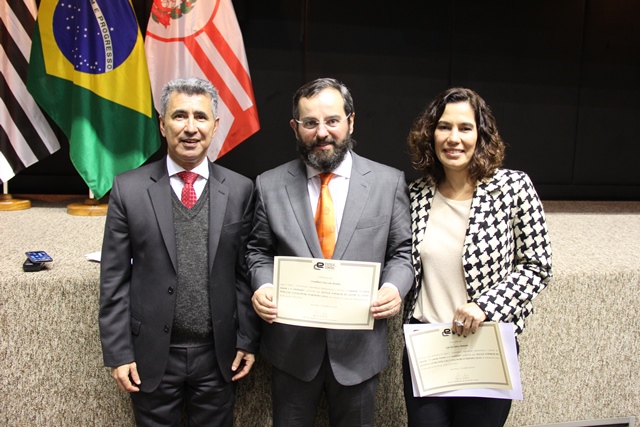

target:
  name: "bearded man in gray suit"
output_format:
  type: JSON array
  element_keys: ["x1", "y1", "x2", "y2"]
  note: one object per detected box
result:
[{"x1": 247, "y1": 78, "x2": 413, "y2": 427}]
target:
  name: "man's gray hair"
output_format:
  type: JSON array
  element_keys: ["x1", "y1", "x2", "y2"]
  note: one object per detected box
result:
[{"x1": 159, "y1": 77, "x2": 219, "y2": 117}]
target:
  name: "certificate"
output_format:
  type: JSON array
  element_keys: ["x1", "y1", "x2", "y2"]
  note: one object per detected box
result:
[
  {"x1": 404, "y1": 322, "x2": 522, "y2": 399},
  {"x1": 272, "y1": 256, "x2": 380, "y2": 330}
]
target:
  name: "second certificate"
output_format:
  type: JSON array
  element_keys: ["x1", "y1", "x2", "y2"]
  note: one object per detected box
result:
[{"x1": 273, "y1": 256, "x2": 380, "y2": 330}]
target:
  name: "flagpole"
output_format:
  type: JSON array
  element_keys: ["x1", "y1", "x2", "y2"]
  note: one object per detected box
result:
[
  {"x1": 66, "y1": 188, "x2": 108, "y2": 216},
  {"x1": 0, "y1": 179, "x2": 31, "y2": 211}
]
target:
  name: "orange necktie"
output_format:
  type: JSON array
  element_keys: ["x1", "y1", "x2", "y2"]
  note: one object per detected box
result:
[{"x1": 315, "y1": 173, "x2": 336, "y2": 259}]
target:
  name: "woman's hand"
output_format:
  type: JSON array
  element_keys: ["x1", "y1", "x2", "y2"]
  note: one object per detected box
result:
[{"x1": 452, "y1": 302, "x2": 486, "y2": 337}]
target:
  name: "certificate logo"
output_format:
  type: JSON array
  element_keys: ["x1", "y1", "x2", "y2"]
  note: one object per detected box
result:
[{"x1": 313, "y1": 261, "x2": 336, "y2": 271}]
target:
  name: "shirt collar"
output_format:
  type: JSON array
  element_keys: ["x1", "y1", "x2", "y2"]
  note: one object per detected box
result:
[
  {"x1": 306, "y1": 150, "x2": 352, "y2": 180},
  {"x1": 166, "y1": 156, "x2": 210, "y2": 179}
]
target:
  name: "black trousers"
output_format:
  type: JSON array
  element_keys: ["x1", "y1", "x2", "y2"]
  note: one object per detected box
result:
[
  {"x1": 130, "y1": 344, "x2": 235, "y2": 427},
  {"x1": 402, "y1": 348, "x2": 511, "y2": 427},
  {"x1": 271, "y1": 353, "x2": 379, "y2": 427}
]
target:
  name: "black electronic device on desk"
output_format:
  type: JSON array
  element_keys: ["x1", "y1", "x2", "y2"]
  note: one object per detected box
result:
[{"x1": 24, "y1": 251, "x2": 53, "y2": 272}]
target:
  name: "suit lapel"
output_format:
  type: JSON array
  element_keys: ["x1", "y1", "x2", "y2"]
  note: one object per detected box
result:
[
  {"x1": 208, "y1": 163, "x2": 228, "y2": 273},
  {"x1": 148, "y1": 160, "x2": 178, "y2": 272},
  {"x1": 285, "y1": 160, "x2": 324, "y2": 258},
  {"x1": 333, "y1": 153, "x2": 371, "y2": 260}
]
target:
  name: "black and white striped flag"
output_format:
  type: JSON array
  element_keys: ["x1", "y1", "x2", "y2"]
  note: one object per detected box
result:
[{"x1": 0, "y1": 0, "x2": 60, "y2": 184}]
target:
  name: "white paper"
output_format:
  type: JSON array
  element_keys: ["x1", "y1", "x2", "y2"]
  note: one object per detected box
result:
[
  {"x1": 84, "y1": 251, "x2": 101, "y2": 262},
  {"x1": 272, "y1": 256, "x2": 380, "y2": 330},
  {"x1": 404, "y1": 322, "x2": 523, "y2": 400}
]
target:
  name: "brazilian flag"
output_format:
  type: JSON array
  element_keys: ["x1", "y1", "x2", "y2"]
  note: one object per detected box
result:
[{"x1": 27, "y1": 0, "x2": 160, "y2": 199}]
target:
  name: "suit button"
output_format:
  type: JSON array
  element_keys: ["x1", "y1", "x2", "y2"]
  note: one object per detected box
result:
[
  {"x1": 164, "y1": 325, "x2": 170, "y2": 333},
  {"x1": 168, "y1": 287, "x2": 174, "y2": 294}
]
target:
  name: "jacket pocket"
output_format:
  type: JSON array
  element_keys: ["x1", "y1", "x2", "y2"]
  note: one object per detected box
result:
[
  {"x1": 356, "y1": 215, "x2": 389, "y2": 230},
  {"x1": 221, "y1": 220, "x2": 243, "y2": 234}
]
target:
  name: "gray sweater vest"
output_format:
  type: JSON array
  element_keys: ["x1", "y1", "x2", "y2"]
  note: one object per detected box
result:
[{"x1": 170, "y1": 185, "x2": 214, "y2": 347}]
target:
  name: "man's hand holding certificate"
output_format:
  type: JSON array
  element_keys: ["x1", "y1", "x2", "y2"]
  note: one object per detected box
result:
[{"x1": 272, "y1": 256, "x2": 380, "y2": 330}]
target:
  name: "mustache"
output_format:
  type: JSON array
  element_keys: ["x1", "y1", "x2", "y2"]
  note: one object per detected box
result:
[{"x1": 311, "y1": 138, "x2": 336, "y2": 147}]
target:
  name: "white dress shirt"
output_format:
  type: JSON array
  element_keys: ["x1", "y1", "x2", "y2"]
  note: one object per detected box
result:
[
  {"x1": 306, "y1": 150, "x2": 353, "y2": 238},
  {"x1": 167, "y1": 156, "x2": 210, "y2": 200}
]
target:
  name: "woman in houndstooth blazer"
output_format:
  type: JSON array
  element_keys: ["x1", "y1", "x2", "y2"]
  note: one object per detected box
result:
[{"x1": 402, "y1": 87, "x2": 552, "y2": 427}]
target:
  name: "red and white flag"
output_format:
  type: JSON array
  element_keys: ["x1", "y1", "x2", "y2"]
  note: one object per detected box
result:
[{"x1": 145, "y1": 0, "x2": 259, "y2": 160}]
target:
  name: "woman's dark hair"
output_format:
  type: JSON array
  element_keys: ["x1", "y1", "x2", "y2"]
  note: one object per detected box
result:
[{"x1": 407, "y1": 87, "x2": 505, "y2": 185}]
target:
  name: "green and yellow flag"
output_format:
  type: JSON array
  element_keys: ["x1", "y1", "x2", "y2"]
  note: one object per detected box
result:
[{"x1": 27, "y1": 0, "x2": 160, "y2": 199}]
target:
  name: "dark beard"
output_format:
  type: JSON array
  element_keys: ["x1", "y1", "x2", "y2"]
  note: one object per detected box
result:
[{"x1": 296, "y1": 135, "x2": 355, "y2": 173}]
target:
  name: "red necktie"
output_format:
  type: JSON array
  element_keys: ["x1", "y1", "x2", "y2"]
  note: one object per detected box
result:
[
  {"x1": 315, "y1": 173, "x2": 336, "y2": 259},
  {"x1": 177, "y1": 171, "x2": 198, "y2": 209}
]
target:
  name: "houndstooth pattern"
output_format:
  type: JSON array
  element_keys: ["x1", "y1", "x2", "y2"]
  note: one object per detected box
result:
[{"x1": 403, "y1": 169, "x2": 553, "y2": 336}]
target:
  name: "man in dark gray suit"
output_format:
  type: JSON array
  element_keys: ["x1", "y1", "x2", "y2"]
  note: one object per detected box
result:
[
  {"x1": 247, "y1": 78, "x2": 413, "y2": 427},
  {"x1": 99, "y1": 77, "x2": 259, "y2": 426}
]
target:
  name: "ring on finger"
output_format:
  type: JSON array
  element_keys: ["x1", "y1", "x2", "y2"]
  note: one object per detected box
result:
[{"x1": 455, "y1": 320, "x2": 464, "y2": 327}]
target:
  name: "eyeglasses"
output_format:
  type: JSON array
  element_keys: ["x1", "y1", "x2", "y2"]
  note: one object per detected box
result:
[{"x1": 294, "y1": 113, "x2": 352, "y2": 130}]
